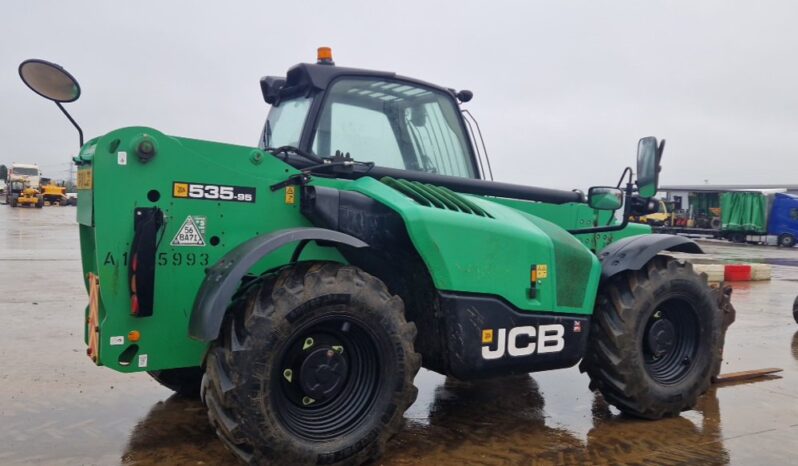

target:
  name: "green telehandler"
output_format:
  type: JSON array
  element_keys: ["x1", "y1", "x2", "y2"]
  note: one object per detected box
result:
[{"x1": 20, "y1": 50, "x2": 733, "y2": 466}]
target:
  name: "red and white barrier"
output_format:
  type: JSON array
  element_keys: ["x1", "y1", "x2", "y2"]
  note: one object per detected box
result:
[{"x1": 692, "y1": 263, "x2": 771, "y2": 282}]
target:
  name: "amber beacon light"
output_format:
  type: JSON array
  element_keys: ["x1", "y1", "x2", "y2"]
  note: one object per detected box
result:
[{"x1": 317, "y1": 47, "x2": 334, "y2": 65}]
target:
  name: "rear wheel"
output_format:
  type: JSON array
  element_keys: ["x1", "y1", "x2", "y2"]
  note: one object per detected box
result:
[
  {"x1": 202, "y1": 263, "x2": 420, "y2": 465},
  {"x1": 729, "y1": 232, "x2": 746, "y2": 243},
  {"x1": 793, "y1": 295, "x2": 798, "y2": 324},
  {"x1": 148, "y1": 367, "x2": 203, "y2": 397},
  {"x1": 581, "y1": 256, "x2": 722, "y2": 419},
  {"x1": 779, "y1": 234, "x2": 795, "y2": 248}
]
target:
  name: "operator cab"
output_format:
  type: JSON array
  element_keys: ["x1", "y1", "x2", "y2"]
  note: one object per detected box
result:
[{"x1": 259, "y1": 48, "x2": 482, "y2": 179}]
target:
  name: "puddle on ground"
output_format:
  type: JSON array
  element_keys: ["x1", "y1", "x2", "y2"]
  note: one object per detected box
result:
[{"x1": 95, "y1": 376, "x2": 734, "y2": 466}]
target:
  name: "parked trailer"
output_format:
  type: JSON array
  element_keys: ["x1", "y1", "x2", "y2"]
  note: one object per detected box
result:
[{"x1": 655, "y1": 192, "x2": 798, "y2": 247}]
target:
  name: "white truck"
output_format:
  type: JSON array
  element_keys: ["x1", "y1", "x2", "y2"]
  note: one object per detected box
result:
[{"x1": 8, "y1": 163, "x2": 41, "y2": 188}]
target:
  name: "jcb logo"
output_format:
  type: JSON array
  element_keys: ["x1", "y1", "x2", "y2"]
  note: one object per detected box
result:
[{"x1": 481, "y1": 324, "x2": 565, "y2": 360}]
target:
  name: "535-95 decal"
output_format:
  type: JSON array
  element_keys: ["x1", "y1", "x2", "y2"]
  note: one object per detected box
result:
[{"x1": 173, "y1": 181, "x2": 255, "y2": 203}]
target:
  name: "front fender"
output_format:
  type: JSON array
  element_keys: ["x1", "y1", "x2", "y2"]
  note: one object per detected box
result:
[
  {"x1": 598, "y1": 233, "x2": 702, "y2": 282},
  {"x1": 188, "y1": 227, "x2": 367, "y2": 342}
]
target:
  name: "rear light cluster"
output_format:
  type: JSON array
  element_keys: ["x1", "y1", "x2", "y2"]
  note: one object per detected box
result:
[
  {"x1": 129, "y1": 207, "x2": 163, "y2": 317},
  {"x1": 130, "y1": 253, "x2": 140, "y2": 315}
]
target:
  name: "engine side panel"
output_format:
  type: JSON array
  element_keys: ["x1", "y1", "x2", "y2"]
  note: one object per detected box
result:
[{"x1": 346, "y1": 177, "x2": 601, "y2": 315}]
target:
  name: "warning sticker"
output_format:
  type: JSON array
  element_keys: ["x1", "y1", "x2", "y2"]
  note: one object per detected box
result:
[
  {"x1": 171, "y1": 215, "x2": 207, "y2": 247},
  {"x1": 537, "y1": 264, "x2": 548, "y2": 279}
]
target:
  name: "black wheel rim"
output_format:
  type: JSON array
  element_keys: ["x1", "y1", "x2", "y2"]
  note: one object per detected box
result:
[
  {"x1": 272, "y1": 313, "x2": 383, "y2": 441},
  {"x1": 643, "y1": 298, "x2": 700, "y2": 385}
]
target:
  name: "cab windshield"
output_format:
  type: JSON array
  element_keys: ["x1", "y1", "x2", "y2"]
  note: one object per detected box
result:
[
  {"x1": 263, "y1": 78, "x2": 477, "y2": 179},
  {"x1": 262, "y1": 97, "x2": 312, "y2": 149},
  {"x1": 12, "y1": 167, "x2": 39, "y2": 176}
]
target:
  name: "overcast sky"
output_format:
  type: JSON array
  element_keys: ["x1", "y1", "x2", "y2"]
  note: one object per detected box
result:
[{"x1": 2, "y1": 1, "x2": 796, "y2": 190}]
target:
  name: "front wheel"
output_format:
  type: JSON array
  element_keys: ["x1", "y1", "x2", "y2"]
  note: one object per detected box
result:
[
  {"x1": 581, "y1": 256, "x2": 722, "y2": 419},
  {"x1": 202, "y1": 263, "x2": 420, "y2": 465},
  {"x1": 779, "y1": 234, "x2": 796, "y2": 248}
]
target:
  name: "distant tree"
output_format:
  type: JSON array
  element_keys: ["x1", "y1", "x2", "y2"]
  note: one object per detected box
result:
[{"x1": 0, "y1": 165, "x2": 7, "y2": 181}]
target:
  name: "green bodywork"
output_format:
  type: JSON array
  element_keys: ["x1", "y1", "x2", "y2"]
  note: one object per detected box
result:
[{"x1": 76, "y1": 127, "x2": 650, "y2": 373}]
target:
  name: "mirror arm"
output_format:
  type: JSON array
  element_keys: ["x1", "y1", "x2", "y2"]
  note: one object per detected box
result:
[
  {"x1": 55, "y1": 101, "x2": 83, "y2": 148},
  {"x1": 567, "y1": 181, "x2": 633, "y2": 235},
  {"x1": 615, "y1": 166, "x2": 632, "y2": 189}
]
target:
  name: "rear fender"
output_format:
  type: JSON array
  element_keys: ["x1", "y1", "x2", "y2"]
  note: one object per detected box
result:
[{"x1": 188, "y1": 227, "x2": 367, "y2": 342}]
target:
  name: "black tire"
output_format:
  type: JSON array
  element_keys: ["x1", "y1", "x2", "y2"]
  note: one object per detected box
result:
[
  {"x1": 148, "y1": 367, "x2": 203, "y2": 397},
  {"x1": 202, "y1": 262, "x2": 420, "y2": 466},
  {"x1": 580, "y1": 256, "x2": 722, "y2": 419},
  {"x1": 793, "y1": 295, "x2": 798, "y2": 324},
  {"x1": 729, "y1": 232, "x2": 746, "y2": 244},
  {"x1": 779, "y1": 234, "x2": 796, "y2": 248}
]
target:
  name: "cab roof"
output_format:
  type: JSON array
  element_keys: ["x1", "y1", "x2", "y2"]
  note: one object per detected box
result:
[{"x1": 261, "y1": 62, "x2": 457, "y2": 104}]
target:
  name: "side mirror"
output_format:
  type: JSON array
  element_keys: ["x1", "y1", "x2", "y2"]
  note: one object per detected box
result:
[
  {"x1": 636, "y1": 136, "x2": 663, "y2": 198},
  {"x1": 588, "y1": 186, "x2": 624, "y2": 211},
  {"x1": 19, "y1": 59, "x2": 84, "y2": 147},
  {"x1": 260, "y1": 76, "x2": 286, "y2": 105},
  {"x1": 19, "y1": 59, "x2": 81, "y2": 103}
]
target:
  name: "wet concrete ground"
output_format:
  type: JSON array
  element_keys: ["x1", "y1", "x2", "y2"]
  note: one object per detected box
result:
[{"x1": 1, "y1": 207, "x2": 797, "y2": 465}]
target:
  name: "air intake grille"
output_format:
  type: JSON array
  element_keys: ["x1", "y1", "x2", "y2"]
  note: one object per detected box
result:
[{"x1": 381, "y1": 177, "x2": 493, "y2": 218}]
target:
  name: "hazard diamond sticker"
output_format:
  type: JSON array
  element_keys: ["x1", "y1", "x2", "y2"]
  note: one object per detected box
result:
[{"x1": 171, "y1": 215, "x2": 206, "y2": 247}]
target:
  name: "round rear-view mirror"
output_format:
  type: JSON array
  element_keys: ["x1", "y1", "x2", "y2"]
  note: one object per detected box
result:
[{"x1": 19, "y1": 59, "x2": 81, "y2": 103}]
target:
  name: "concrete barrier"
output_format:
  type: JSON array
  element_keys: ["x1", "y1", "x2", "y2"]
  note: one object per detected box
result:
[
  {"x1": 693, "y1": 264, "x2": 725, "y2": 283},
  {"x1": 691, "y1": 263, "x2": 771, "y2": 283}
]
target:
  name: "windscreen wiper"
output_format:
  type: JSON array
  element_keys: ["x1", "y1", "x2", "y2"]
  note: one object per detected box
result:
[
  {"x1": 265, "y1": 145, "x2": 325, "y2": 165},
  {"x1": 268, "y1": 150, "x2": 375, "y2": 192}
]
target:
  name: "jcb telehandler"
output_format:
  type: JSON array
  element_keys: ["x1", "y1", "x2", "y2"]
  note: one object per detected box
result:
[{"x1": 20, "y1": 49, "x2": 733, "y2": 465}]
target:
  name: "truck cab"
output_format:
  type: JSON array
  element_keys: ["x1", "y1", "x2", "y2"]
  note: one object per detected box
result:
[
  {"x1": 8, "y1": 163, "x2": 41, "y2": 189},
  {"x1": 768, "y1": 193, "x2": 798, "y2": 247}
]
